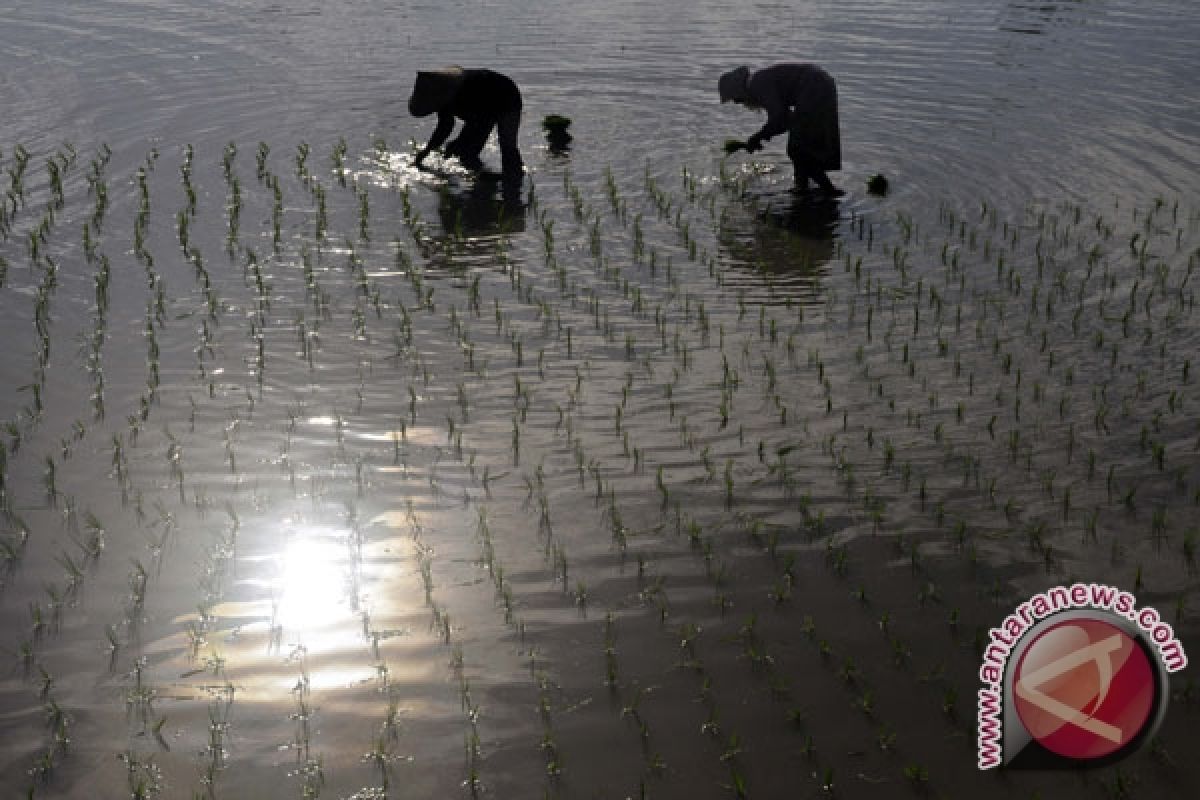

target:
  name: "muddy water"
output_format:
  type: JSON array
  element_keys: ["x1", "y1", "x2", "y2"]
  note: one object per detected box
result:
[{"x1": 2, "y1": 2, "x2": 1199, "y2": 798}]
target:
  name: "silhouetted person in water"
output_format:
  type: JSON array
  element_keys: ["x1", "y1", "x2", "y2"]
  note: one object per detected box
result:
[
  {"x1": 409, "y1": 67, "x2": 524, "y2": 181},
  {"x1": 719, "y1": 64, "x2": 842, "y2": 196}
]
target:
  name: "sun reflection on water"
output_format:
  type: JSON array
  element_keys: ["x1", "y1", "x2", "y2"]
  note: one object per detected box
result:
[{"x1": 275, "y1": 530, "x2": 349, "y2": 632}]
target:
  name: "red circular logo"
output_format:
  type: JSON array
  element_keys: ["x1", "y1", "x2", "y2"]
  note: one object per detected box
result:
[{"x1": 1012, "y1": 617, "x2": 1156, "y2": 760}]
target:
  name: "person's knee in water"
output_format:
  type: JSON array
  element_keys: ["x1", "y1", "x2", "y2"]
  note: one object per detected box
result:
[
  {"x1": 718, "y1": 63, "x2": 842, "y2": 196},
  {"x1": 409, "y1": 67, "x2": 525, "y2": 180}
]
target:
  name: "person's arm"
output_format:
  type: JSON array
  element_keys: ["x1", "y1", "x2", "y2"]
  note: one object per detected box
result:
[
  {"x1": 752, "y1": 104, "x2": 789, "y2": 142},
  {"x1": 416, "y1": 111, "x2": 456, "y2": 163},
  {"x1": 745, "y1": 73, "x2": 789, "y2": 151}
]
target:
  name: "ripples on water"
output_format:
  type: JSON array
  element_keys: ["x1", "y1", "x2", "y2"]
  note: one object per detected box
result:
[
  {"x1": 2, "y1": 0, "x2": 1197, "y2": 201},
  {"x1": 1, "y1": 2, "x2": 1198, "y2": 798}
]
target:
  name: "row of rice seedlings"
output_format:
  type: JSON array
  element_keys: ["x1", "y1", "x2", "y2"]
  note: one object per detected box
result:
[
  {"x1": 400, "y1": 503, "x2": 489, "y2": 797},
  {"x1": 223, "y1": 141, "x2": 241, "y2": 252},
  {"x1": 161, "y1": 480, "x2": 242, "y2": 797},
  {"x1": 9, "y1": 508, "x2": 87, "y2": 794},
  {"x1": 285, "y1": 645, "x2": 326, "y2": 798},
  {"x1": 472, "y1": 501, "x2": 588, "y2": 793},
  {"x1": 12, "y1": 148, "x2": 84, "y2": 417},
  {"x1": 602, "y1": 613, "x2": 677, "y2": 788},
  {"x1": 132, "y1": 152, "x2": 157, "y2": 269},
  {"x1": 20, "y1": 655, "x2": 75, "y2": 794},
  {"x1": 1, "y1": 143, "x2": 32, "y2": 238},
  {"x1": 359, "y1": 662, "x2": 407, "y2": 796},
  {"x1": 253, "y1": 141, "x2": 286, "y2": 252},
  {"x1": 86, "y1": 241, "x2": 113, "y2": 422}
]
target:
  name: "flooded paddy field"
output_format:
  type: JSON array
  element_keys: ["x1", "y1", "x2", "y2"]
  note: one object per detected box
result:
[{"x1": 1, "y1": 1, "x2": 1199, "y2": 798}]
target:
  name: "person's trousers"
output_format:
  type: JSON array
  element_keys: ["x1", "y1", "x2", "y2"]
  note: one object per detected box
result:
[{"x1": 447, "y1": 110, "x2": 524, "y2": 177}]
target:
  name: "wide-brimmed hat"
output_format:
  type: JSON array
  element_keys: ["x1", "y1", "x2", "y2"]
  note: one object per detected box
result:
[{"x1": 718, "y1": 66, "x2": 751, "y2": 103}]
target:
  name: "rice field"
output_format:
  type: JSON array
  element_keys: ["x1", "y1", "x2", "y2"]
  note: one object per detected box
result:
[{"x1": 0, "y1": 128, "x2": 1196, "y2": 799}]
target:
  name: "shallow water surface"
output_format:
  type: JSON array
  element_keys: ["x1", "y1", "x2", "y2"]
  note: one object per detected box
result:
[{"x1": 1, "y1": 2, "x2": 1199, "y2": 798}]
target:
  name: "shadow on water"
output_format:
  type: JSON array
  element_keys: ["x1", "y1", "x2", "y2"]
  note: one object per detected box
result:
[{"x1": 717, "y1": 189, "x2": 840, "y2": 302}]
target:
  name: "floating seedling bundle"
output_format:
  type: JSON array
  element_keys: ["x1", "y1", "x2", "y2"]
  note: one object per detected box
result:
[{"x1": 543, "y1": 114, "x2": 573, "y2": 153}]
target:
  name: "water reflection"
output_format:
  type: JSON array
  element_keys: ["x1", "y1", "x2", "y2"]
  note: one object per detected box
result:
[
  {"x1": 999, "y1": 0, "x2": 1087, "y2": 35},
  {"x1": 435, "y1": 179, "x2": 527, "y2": 239},
  {"x1": 414, "y1": 178, "x2": 530, "y2": 274},
  {"x1": 275, "y1": 533, "x2": 348, "y2": 632},
  {"x1": 718, "y1": 189, "x2": 839, "y2": 300}
]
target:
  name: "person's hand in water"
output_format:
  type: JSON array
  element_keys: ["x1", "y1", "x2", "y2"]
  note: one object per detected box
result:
[{"x1": 722, "y1": 135, "x2": 763, "y2": 155}]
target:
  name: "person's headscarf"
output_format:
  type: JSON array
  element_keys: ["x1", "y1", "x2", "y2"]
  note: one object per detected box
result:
[
  {"x1": 408, "y1": 66, "x2": 466, "y2": 117},
  {"x1": 718, "y1": 66, "x2": 752, "y2": 103}
]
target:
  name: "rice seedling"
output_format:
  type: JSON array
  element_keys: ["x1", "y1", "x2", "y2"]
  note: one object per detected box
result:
[{"x1": 331, "y1": 137, "x2": 348, "y2": 187}]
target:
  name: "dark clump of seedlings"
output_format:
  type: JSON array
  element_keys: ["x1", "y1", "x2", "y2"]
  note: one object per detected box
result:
[
  {"x1": 542, "y1": 114, "x2": 571, "y2": 134},
  {"x1": 542, "y1": 115, "x2": 572, "y2": 153}
]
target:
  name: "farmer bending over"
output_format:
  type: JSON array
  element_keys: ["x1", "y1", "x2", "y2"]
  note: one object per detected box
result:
[
  {"x1": 719, "y1": 63, "x2": 842, "y2": 196},
  {"x1": 409, "y1": 67, "x2": 524, "y2": 180}
]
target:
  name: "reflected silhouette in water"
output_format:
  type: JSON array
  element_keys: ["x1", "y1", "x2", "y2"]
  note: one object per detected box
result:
[
  {"x1": 718, "y1": 190, "x2": 840, "y2": 298},
  {"x1": 418, "y1": 178, "x2": 529, "y2": 274},
  {"x1": 435, "y1": 178, "x2": 527, "y2": 238}
]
